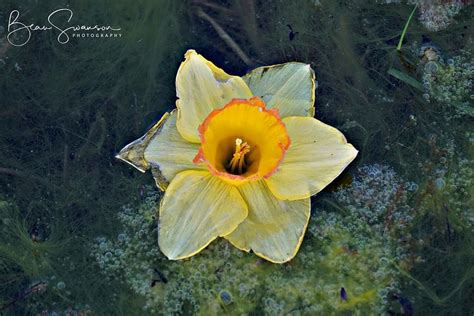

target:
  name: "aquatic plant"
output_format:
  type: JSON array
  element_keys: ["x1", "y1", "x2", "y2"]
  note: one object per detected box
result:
[
  {"x1": 92, "y1": 163, "x2": 417, "y2": 314},
  {"x1": 422, "y1": 49, "x2": 474, "y2": 117},
  {"x1": 416, "y1": 0, "x2": 469, "y2": 32},
  {"x1": 0, "y1": 199, "x2": 77, "y2": 314},
  {"x1": 412, "y1": 137, "x2": 474, "y2": 232},
  {"x1": 399, "y1": 140, "x2": 474, "y2": 314},
  {"x1": 379, "y1": 0, "x2": 470, "y2": 32},
  {"x1": 333, "y1": 164, "x2": 416, "y2": 259},
  {"x1": 0, "y1": 199, "x2": 56, "y2": 309},
  {"x1": 0, "y1": 0, "x2": 192, "y2": 313},
  {"x1": 397, "y1": 5, "x2": 418, "y2": 51},
  {"x1": 116, "y1": 50, "x2": 357, "y2": 263}
]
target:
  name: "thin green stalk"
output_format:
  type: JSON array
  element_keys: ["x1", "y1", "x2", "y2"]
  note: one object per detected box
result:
[{"x1": 397, "y1": 5, "x2": 417, "y2": 51}]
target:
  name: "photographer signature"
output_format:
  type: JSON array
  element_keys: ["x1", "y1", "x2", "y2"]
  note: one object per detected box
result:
[{"x1": 7, "y1": 8, "x2": 121, "y2": 46}]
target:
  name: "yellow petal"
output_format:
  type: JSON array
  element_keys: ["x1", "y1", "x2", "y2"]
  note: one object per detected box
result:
[
  {"x1": 116, "y1": 111, "x2": 171, "y2": 173},
  {"x1": 143, "y1": 110, "x2": 206, "y2": 190},
  {"x1": 243, "y1": 62, "x2": 316, "y2": 118},
  {"x1": 266, "y1": 117, "x2": 358, "y2": 200},
  {"x1": 176, "y1": 50, "x2": 253, "y2": 143},
  {"x1": 159, "y1": 170, "x2": 248, "y2": 260},
  {"x1": 116, "y1": 110, "x2": 205, "y2": 191},
  {"x1": 116, "y1": 112, "x2": 176, "y2": 190},
  {"x1": 224, "y1": 180, "x2": 310, "y2": 263}
]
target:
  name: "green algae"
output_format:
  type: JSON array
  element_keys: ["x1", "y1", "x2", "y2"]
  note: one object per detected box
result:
[
  {"x1": 91, "y1": 163, "x2": 426, "y2": 314},
  {"x1": 91, "y1": 187, "x2": 398, "y2": 315},
  {"x1": 1, "y1": 0, "x2": 191, "y2": 314},
  {"x1": 422, "y1": 49, "x2": 474, "y2": 117}
]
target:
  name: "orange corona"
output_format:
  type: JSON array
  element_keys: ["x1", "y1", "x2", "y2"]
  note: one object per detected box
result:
[{"x1": 193, "y1": 97, "x2": 290, "y2": 185}]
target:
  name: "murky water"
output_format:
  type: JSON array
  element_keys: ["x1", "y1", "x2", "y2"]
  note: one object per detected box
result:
[{"x1": 0, "y1": 1, "x2": 473, "y2": 315}]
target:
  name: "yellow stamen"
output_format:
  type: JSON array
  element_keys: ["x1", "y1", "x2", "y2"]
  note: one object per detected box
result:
[{"x1": 228, "y1": 138, "x2": 250, "y2": 174}]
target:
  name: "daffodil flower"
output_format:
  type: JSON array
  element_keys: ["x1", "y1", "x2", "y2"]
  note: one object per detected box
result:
[{"x1": 117, "y1": 50, "x2": 358, "y2": 263}]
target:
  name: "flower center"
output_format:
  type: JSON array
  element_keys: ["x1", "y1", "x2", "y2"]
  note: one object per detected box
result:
[
  {"x1": 227, "y1": 138, "x2": 251, "y2": 175},
  {"x1": 193, "y1": 97, "x2": 290, "y2": 185}
]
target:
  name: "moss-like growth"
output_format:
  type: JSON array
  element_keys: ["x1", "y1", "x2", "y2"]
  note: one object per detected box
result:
[
  {"x1": 422, "y1": 49, "x2": 474, "y2": 117},
  {"x1": 92, "y1": 164, "x2": 418, "y2": 314},
  {"x1": 400, "y1": 140, "x2": 474, "y2": 315}
]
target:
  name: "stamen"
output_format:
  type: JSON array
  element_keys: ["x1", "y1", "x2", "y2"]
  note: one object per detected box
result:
[{"x1": 228, "y1": 138, "x2": 250, "y2": 174}]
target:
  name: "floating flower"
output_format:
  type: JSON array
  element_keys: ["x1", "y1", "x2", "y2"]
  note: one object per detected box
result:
[{"x1": 117, "y1": 50, "x2": 357, "y2": 263}]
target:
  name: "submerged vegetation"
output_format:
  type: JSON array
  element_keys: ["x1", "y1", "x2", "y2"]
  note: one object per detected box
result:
[
  {"x1": 422, "y1": 49, "x2": 474, "y2": 117},
  {"x1": 91, "y1": 165, "x2": 409, "y2": 314},
  {"x1": 1, "y1": 0, "x2": 473, "y2": 314}
]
